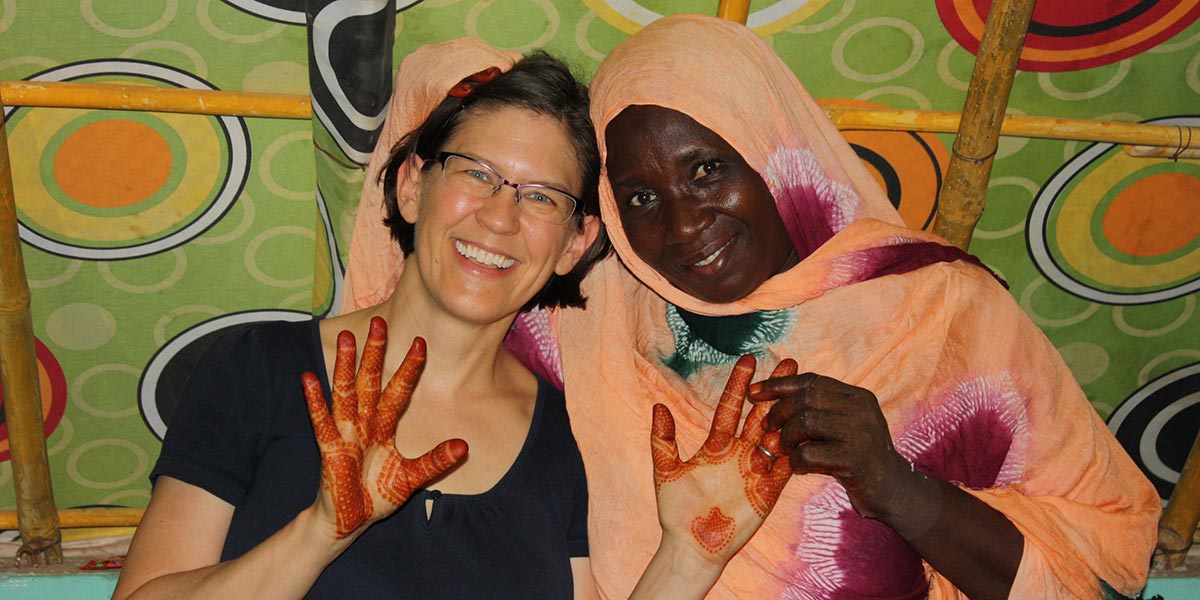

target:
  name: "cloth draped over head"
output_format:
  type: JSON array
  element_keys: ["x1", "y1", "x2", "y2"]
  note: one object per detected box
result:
[
  {"x1": 560, "y1": 13, "x2": 1158, "y2": 599},
  {"x1": 340, "y1": 39, "x2": 566, "y2": 386},
  {"x1": 341, "y1": 38, "x2": 522, "y2": 314},
  {"x1": 588, "y1": 14, "x2": 994, "y2": 317}
]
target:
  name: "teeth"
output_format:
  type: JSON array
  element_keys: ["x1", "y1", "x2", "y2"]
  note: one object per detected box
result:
[
  {"x1": 454, "y1": 240, "x2": 516, "y2": 269},
  {"x1": 694, "y1": 240, "x2": 731, "y2": 267}
]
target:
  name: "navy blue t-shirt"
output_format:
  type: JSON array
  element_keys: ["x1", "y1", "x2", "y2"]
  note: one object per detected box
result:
[{"x1": 152, "y1": 319, "x2": 588, "y2": 599}]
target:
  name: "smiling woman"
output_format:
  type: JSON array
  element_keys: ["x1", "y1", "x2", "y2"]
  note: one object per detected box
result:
[
  {"x1": 558, "y1": 13, "x2": 1161, "y2": 600},
  {"x1": 111, "y1": 44, "x2": 615, "y2": 600},
  {"x1": 114, "y1": 37, "x2": 801, "y2": 600},
  {"x1": 604, "y1": 105, "x2": 796, "y2": 304},
  {"x1": 395, "y1": 104, "x2": 598, "y2": 327},
  {"x1": 377, "y1": 53, "x2": 606, "y2": 315}
]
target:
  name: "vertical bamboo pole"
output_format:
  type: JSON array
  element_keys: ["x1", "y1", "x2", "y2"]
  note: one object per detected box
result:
[
  {"x1": 716, "y1": 0, "x2": 751, "y2": 24},
  {"x1": 1156, "y1": 432, "x2": 1200, "y2": 569},
  {"x1": 0, "y1": 100, "x2": 62, "y2": 565},
  {"x1": 931, "y1": 0, "x2": 1037, "y2": 250}
]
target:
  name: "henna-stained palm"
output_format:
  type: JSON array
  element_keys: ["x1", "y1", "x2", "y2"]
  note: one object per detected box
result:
[
  {"x1": 302, "y1": 317, "x2": 468, "y2": 538},
  {"x1": 650, "y1": 355, "x2": 797, "y2": 563}
]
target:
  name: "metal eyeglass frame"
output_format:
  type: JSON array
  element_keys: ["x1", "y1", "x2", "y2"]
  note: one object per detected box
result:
[{"x1": 434, "y1": 151, "x2": 580, "y2": 224}]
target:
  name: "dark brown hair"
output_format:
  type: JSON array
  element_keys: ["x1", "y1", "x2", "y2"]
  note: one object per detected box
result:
[{"x1": 379, "y1": 53, "x2": 609, "y2": 311}]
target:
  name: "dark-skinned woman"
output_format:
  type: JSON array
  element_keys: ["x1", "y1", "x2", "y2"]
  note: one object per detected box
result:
[
  {"x1": 555, "y1": 14, "x2": 1159, "y2": 600},
  {"x1": 118, "y1": 37, "x2": 796, "y2": 600}
]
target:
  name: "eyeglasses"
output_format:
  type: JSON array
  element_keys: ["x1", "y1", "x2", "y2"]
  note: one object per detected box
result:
[{"x1": 434, "y1": 152, "x2": 579, "y2": 225}]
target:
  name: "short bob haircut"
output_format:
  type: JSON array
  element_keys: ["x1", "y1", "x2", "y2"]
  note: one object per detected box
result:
[{"x1": 380, "y1": 53, "x2": 610, "y2": 311}]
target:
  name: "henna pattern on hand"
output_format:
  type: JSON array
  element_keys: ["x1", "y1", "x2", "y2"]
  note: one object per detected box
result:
[
  {"x1": 649, "y1": 355, "x2": 797, "y2": 559},
  {"x1": 691, "y1": 507, "x2": 736, "y2": 554},
  {"x1": 741, "y1": 359, "x2": 798, "y2": 518},
  {"x1": 303, "y1": 317, "x2": 468, "y2": 537},
  {"x1": 650, "y1": 403, "x2": 694, "y2": 492}
]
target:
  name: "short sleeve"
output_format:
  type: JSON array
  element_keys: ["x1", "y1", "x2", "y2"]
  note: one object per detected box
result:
[
  {"x1": 567, "y1": 449, "x2": 590, "y2": 558},
  {"x1": 150, "y1": 325, "x2": 280, "y2": 507}
]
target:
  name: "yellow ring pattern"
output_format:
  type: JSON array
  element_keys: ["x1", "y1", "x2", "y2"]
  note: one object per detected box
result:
[
  {"x1": 12, "y1": 108, "x2": 221, "y2": 244},
  {"x1": 1055, "y1": 151, "x2": 1197, "y2": 288}
]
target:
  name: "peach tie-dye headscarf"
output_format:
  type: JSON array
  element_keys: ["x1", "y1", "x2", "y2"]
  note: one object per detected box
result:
[
  {"x1": 560, "y1": 14, "x2": 1158, "y2": 600},
  {"x1": 588, "y1": 14, "x2": 996, "y2": 317}
]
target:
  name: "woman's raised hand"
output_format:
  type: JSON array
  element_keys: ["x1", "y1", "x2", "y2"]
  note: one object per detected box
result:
[
  {"x1": 649, "y1": 355, "x2": 797, "y2": 566},
  {"x1": 301, "y1": 317, "x2": 468, "y2": 538},
  {"x1": 747, "y1": 372, "x2": 910, "y2": 521}
]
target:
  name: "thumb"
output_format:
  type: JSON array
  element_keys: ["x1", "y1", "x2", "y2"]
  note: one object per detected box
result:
[
  {"x1": 402, "y1": 439, "x2": 469, "y2": 491},
  {"x1": 650, "y1": 404, "x2": 682, "y2": 490}
]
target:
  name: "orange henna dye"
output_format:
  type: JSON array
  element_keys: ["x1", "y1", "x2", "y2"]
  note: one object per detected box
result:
[
  {"x1": 703, "y1": 356, "x2": 756, "y2": 454},
  {"x1": 691, "y1": 507, "x2": 736, "y2": 554},
  {"x1": 303, "y1": 322, "x2": 465, "y2": 538}
]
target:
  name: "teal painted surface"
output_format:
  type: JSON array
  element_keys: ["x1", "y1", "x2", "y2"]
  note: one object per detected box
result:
[
  {"x1": 1144, "y1": 577, "x2": 1200, "y2": 598},
  {"x1": 0, "y1": 571, "x2": 1195, "y2": 598},
  {"x1": 0, "y1": 572, "x2": 118, "y2": 599}
]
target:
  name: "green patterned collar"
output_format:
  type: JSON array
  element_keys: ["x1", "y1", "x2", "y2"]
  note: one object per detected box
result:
[{"x1": 662, "y1": 303, "x2": 795, "y2": 379}]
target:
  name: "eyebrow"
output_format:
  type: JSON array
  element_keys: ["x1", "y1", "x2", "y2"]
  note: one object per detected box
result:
[
  {"x1": 677, "y1": 147, "x2": 705, "y2": 163},
  {"x1": 608, "y1": 146, "x2": 708, "y2": 190},
  {"x1": 608, "y1": 172, "x2": 642, "y2": 190},
  {"x1": 452, "y1": 149, "x2": 578, "y2": 194}
]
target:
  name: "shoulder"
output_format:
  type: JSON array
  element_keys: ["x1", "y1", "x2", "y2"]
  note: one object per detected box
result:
[
  {"x1": 217, "y1": 318, "x2": 318, "y2": 353},
  {"x1": 533, "y1": 376, "x2": 582, "y2": 455},
  {"x1": 176, "y1": 318, "x2": 320, "y2": 408},
  {"x1": 535, "y1": 375, "x2": 570, "y2": 423},
  {"x1": 859, "y1": 257, "x2": 1015, "y2": 320},
  {"x1": 196, "y1": 319, "x2": 317, "y2": 370}
]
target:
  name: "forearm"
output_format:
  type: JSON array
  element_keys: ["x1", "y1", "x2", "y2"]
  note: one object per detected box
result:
[
  {"x1": 126, "y1": 508, "x2": 351, "y2": 600},
  {"x1": 880, "y1": 471, "x2": 1023, "y2": 600},
  {"x1": 629, "y1": 536, "x2": 725, "y2": 600}
]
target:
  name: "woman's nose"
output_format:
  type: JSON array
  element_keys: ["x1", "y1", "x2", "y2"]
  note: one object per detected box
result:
[
  {"x1": 474, "y1": 185, "x2": 522, "y2": 234},
  {"x1": 662, "y1": 194, "x2": 712, "y2": 244}
]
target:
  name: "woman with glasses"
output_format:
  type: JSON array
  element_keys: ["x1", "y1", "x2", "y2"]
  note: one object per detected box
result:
[{"x1": 114, "y1": 39, "x2": 794, "y2": 600}]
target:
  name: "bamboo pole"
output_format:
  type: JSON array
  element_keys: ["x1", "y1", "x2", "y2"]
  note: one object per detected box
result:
[
  {"x1": 0, "y1": 507, "x2": 143, "y2": 531},
  {"x1": 0, "y1": 97, "x2": 62, "y2": 565},
  {"x1": 716, "y1": 0, "x2": 751, "y2": 24},
  {"x1": 931, "y1": 0, "x2": 1037, "y2": 250},
  {"x1": 1156, "y1": 432, "x2": 1200, "y2": 569},
  {"x1": 824, "y1": 106, "x2": 1200, "y2": 151},
  {"x1": 3, "y1": 80, "x2": 1195, "y2": 154},
  {"x1": 1125, "y1": 144, "x2": 1200, "y2": 160},
  {"x1": 0, "y1": 80, "x2": 311, "y2": 119}
]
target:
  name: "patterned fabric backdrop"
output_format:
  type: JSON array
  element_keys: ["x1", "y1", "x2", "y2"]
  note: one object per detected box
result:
[{"x1": 0, "y1": 0, "x2": 1197, "y2": 515}]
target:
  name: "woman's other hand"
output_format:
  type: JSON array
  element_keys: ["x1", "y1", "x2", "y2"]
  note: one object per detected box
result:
[
  {"x1": 747, "y1": 372, "x2": 912, "y2": 522},
  {"x1": 302, "y1": 316, "x2": 469, "y2": 539},
  {"x1": 649, "y1": 355, "x2": 796, "y2": 568}
]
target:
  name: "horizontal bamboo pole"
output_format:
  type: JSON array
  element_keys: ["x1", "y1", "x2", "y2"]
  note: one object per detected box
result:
[
  {"x1": 0, "y1": 80, "x2": 311, "y2": 119},
  {"x1": 3, "y1": 81, "x2": 1195, "y2": 155},
  {"x1": 825, "y1": 106, "x2": 1200, "y2": 151},
  {"x1": 0, "y1": 507, "x2": 143, "y2": 531},
  {"x1": 1126, "y1": 144, "x2": 1200, "y2": 160}
]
